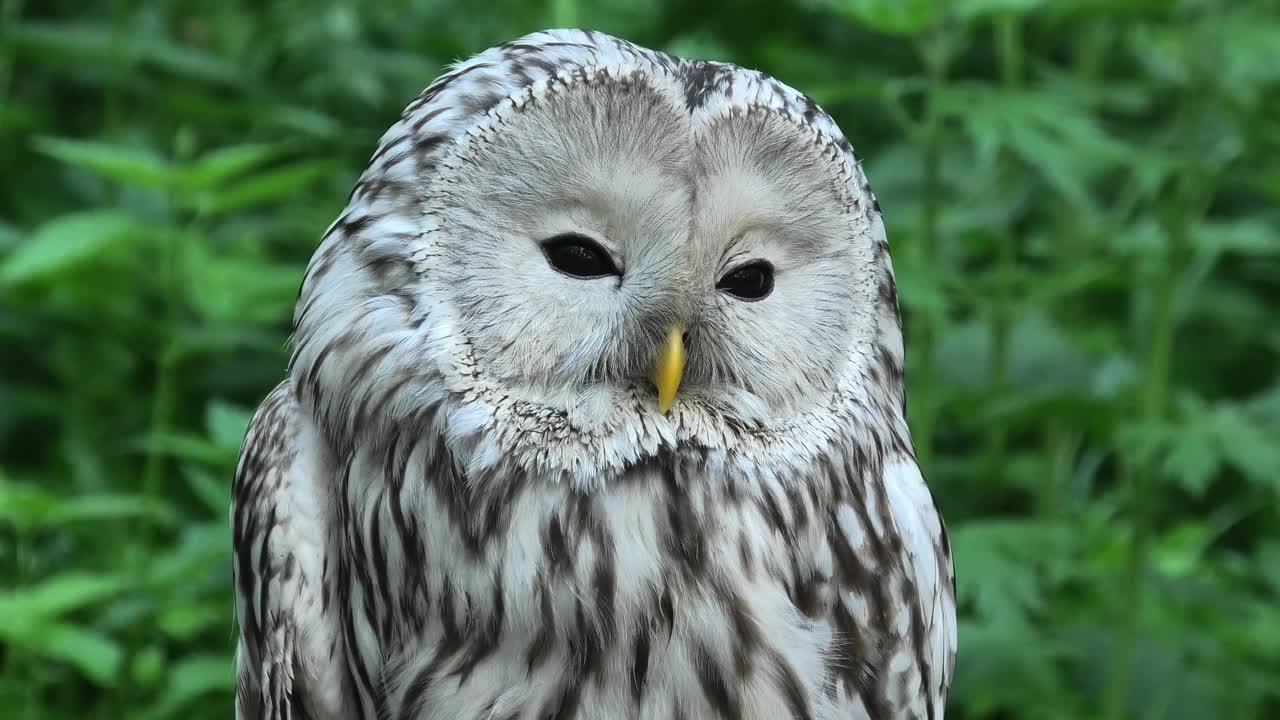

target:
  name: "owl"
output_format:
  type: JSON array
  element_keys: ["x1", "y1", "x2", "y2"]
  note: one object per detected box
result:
[{"x1": 232, "y1": 28, "x2": 955, "y2": 720}]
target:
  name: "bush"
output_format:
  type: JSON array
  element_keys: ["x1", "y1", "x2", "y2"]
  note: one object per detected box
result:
[{"x1": 2, "y1": 1, "x2": 1278, "y2": 718}]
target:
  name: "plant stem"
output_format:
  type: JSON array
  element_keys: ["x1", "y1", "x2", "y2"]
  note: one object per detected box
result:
[
  {"x1": 139, "y1": 347, "x2": 178, "y2": 541},
  {"x1": 986, "y1": 13, "x2": 1024, "y2": 473},
  {"x1": 0, "y1": 0, "x2": 26, "y2": 130},
  {"x1": 126, "y1": 166, "x2": 191, "y2": 714},
  {"x1": 997, "y1": 13, "x2": 1024, "y2": 88},
  {"x1": 551, "y1": 0, "x2": 578, "y2": 28},
  {"x1": 911, "y1": 28, "x2": 951, "y2": 473},
  {"x1": 1101, "y1": 265, "x2": 1175, "y2": 720},
  {"x1": 1074, "y1": 20, "x2": 1113, "y2": 84},
  {"x1": 139, "y1": 136, "x2": 197, "y2": 555},
  {"x1": 1101, "y1": 109, "x2": 1203, "y2": 720},
  {"x1": 1042, "y1": 422, "x2": 1077, "y2": 518}
]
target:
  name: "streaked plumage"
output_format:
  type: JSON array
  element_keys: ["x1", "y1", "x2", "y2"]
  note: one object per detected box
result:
[{"x1": 232, "y1": 28, "x2": 955, "y2": 720}]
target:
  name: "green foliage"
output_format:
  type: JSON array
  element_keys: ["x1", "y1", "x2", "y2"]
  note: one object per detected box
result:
[{"x1": 2, "y1": 1, "x2": 1278, "y2": 718}]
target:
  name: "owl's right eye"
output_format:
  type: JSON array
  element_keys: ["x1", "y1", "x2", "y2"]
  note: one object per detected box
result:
[{"x1": 541, "y1": 234, "x2": 621, "y2": 279}]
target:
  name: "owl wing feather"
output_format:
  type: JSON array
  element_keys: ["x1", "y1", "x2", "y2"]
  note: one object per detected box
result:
[
  {"x1": 232, "y1": 381, "x2": 353, "y2": 720},
  {"x1": 880, "y1": 456, "x2": 957, "y2": 716}
]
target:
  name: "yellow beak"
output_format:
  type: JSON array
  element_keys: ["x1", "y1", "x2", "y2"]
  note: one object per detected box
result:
[{"x1": 651, "y1": 326, "x2": 685, "y2": 414}]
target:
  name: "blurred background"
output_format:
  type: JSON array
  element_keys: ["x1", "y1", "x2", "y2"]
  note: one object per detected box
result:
[{"x1": 2, "y1": 0, "x2": 1278, "y2": 718}]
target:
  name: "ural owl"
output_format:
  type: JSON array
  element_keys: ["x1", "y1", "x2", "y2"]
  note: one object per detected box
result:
[{"x1": 232, "y1": 28, "x2": 956, "y2": 720}]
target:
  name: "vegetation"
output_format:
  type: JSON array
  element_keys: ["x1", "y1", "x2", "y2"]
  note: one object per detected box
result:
[{"x1": 2, "y1": 1, "x2": 1278, "y2": 718}]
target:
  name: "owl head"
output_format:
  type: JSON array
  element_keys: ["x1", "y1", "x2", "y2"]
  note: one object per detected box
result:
[{"x1": 290, "y1": 29, "x2": 907, "y2": 479}]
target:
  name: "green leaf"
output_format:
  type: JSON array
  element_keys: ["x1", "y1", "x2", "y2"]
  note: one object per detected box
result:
[
  {"x1": 551, "y1": 0, "x2": 578, "y2": 27},
  {"x1": 1259, "y1": 542, "x2": 1280, "y2": 597},
  {"x1": 817, "y1": 0, "x2": 941, "y2": 35},
  {"x1": 145, "y1": 523, "x2": 231, "y2": 589},
  {"x1": 942, "y1": 85, "x2": 1130, "y2": 209},
  {"x1": 205, "y1": 400, "x2": 254, "y2": 451},
  {"x1": 132, "y1": 35, "x2": 245, "y2": 88},
  {"x1": 1210, "y1": 407, "x2": 1280, "y2": 489},
  {"x1": 261, "y1": 104, "x2": 342, "y2": 138},
  {"x1": 131, "y1": 645, "x2": 166, "y2": 688},
  {"x1": 0, "y1": 211, "x2": 140, "y2": 286},
  {"x1": 1112, "y1": 216, "x2": 1169, "y2": 258},
  {"x1": 952, "y1": 617, "x2": 1066, "y2": 716},
  {"x1": 0, "y1": 478, "x2": 178, "y2": 529},
  {"x1": 894, "y1": 255, "x2": 950, "y2": 317},
  {"x1": 157, "y1": 603, "x2": 227, "y2": 641},
  {"x1": 1161, "y1": 431, "x2": 1219, "y2": 497},
  {"x1": 1153, "y1": 523, "x2": 1210, "y2": 577},
  {"x1": 0, "y1": 476, "x2": 61, "y2": 528},
  {"x1": 181, "y1": 143, "x2": 288, "y2": 190},
  {"x1": 950, "y1": 520, "x2": 1072, "y2": 620},
  {"x1": 185, "y1": 257, "x2": 303, "y2": 323},
  {"x1": 182, "y1": 465, "x2": 232, "y2": 516},
  {"x1": 8, "y1": 21, "x2": 245, "y2": 88},
  {"x1": 1, "y1": 620, "x2": 124, "y2": 686},
  {"x1": 0, "y1": 220, "x2": 22, "y2": 252},
  {"x1": 955, "y1": 0, "x2": 1044, "y2": 18},
  {"x1": 663, "y1": 33, "x2": 736, "y2": 63},
  {"x1": 143, "y1": 654, "x2": 235, "y2": 719},
  {"x1": 1130, "y1": 11, "x2": 1280, "y2": 104},
  {"x1": 1023, "y1": 260, "x2": 1116, "y2": 304},
  {"x1": 1195, "y1": 219, "x2": 1280, "y2": 256},
  {"x1": 192, "y1": 160, "x2": 334, "y2": 215},
  {"x1": 56, "y1": 493, "x2": 180, "y2": 527},
  {"x1": 33, "y1": 136, "x2": 172, "y2": 188},
  {"x1": 1126, "y1": 398, "x2": 1280, "y2": 496},
  {"x1": 0, "y1": 573, "x2": 128, "y2": 619},
  {"x1": 139, "y1": 432, "x2": 237, "y2": 466},
  {"x1": 1004, "y1": 313, "x2": 1093, "y2": 392},
  {"x1": 0, "y1": 552, "x2": 128, "y2": 687},
  {"x1": 6, "y1": 20, "x2": 127, "y2": 64}
]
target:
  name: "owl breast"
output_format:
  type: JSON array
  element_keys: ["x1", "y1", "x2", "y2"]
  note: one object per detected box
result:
[{"x1": 333, "y1": 440, "x2": 874, "y2": 720}]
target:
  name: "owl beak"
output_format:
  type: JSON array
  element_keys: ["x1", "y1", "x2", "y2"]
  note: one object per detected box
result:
[{"x1": 651, "y1": 326, "x2": 685, "y2": 414}]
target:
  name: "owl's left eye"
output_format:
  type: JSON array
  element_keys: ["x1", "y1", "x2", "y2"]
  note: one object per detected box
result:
[
  {"x1": 541, "y1": 234, "x2": 622, "y2": 279},
  {"x1": 717, "y1": 260, "x2": 774, "y2": 301}
]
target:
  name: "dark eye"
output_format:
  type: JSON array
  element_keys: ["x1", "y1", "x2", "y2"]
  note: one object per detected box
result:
[
  {"x1": 541, "y1": 234, "x2": 621, "y2": 279},
  {"x1": 717, "y1": 260, "x2": 774, "y2": 301}
]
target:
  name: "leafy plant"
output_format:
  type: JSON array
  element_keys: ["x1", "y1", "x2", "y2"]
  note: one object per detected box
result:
[{"x1": 2, "y1": 1, "x2": 1277, "y2": 718}]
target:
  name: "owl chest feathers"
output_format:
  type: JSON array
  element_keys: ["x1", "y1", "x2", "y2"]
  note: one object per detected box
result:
[{"x1": 326, "y1": 419, "x2": 937, "y2": 720}]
